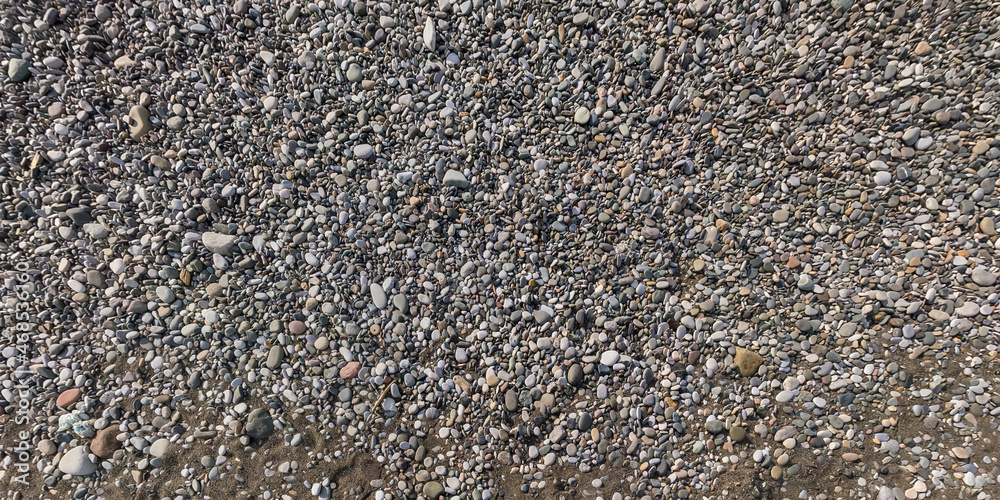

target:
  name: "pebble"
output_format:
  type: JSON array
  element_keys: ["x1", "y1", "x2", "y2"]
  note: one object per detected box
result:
[
  {"x1": 442, "y1": 169, "x2": 470, "y2": 188},
  {"x1": 39, "y1": 440, "x2": 57, "y2": 456},
  {"x1": 266, "y1": 345, "x2": 284, "y2": 369},
  {"x1": 567, "y1": 364, "x2": 583, "y2": 386},
  {"x1": 729, "y1": 426, "x2": 746, "y2": 442},
  {"x1": 246, "y1": 409, "x2": 274, "y2": 440},
  {"x1": 734, "y1": 348, "x2": 763, "y2": 377},
  {"x1": 422, "y1": 18, "x2": 436, "y2": 51},
  {"x1": 92, "y1": 427, "x2": 121, "y2": 459},
  {"x1": 58, "y1": 446, "x2": 98, "y2": 476},
  {"x1": 972, "y1": 268, "x2": 997, "y2": 286},
  {"x1": 83, "y1": 223, "x2": 109, "y2": 239},
  {"x1": 57, "y1": 388, "x2": 83, "y2": 407},
  {"x1": 202, "y1": 232, "x2": 237, "y2": 255},
  {"x1": 7, "y1": 58, "x2": 30, "y2": 82},
  {"x1": 149, "y1": 438, "x2": 170, "y2": 458},
  {"x1": 705, "y1": 419, "x2": 724, "y2": 434},
  {"x1": 353, "y1": 144, "x2": 374, "y2": 159},
  {"x1": 339, "y1": 361, "x2": 361, "y2": 380},
  {"x1": 423, "y1": 481, "x2": 444, "y2": 498},
  {"x1": 874, "y1": 171, "x2": 892, "y2": 186},
  {"x1": 599, "y1": 350, "x2": 620, "y2": 366},
  {"x1": 128, "y1": 105, "x2": 153, "y2": 140},
  {"x1": 370, "y1": 283, "x2": 387, "y2": 309},
  {"x1": 156, "y1": 286, "x2": 175, "y2": 303}
]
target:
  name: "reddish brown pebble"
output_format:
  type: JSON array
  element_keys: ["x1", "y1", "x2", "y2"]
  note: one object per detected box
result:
[
  {"x1": 340, "y1": 361, "x2": 362, "y2": 379},
  {"x1": 289, "y1": 320, "x2": 307, "y2": 335},
  {"x1": 57, "y1": 388, "x2": 83, "y2": 408},
  {"x1": 91, "y1": 427, "x2": 121, "y2": 459}
]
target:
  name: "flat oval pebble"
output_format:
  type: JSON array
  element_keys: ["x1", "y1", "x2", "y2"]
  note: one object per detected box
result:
[
  {"x1": 370, "y1": 283, "x2": 387, "y2": 309},
  {"x1": 288, "y1": 321, "x2": 307, "y2": 335},
  {"x1": 599, "y1": 351, "x2": 620, "y2": 366},
  {"x1": 776, "y1": 390, "x2": 794, "y2": 403},
  {"x1": 57, "y1": 388, "x2": 83, "y2": 407}
]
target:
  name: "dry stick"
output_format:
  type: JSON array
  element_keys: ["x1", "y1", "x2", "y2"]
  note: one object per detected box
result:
[{"x1": 373, "y1": 382, "x2": 393, "y2": 413}]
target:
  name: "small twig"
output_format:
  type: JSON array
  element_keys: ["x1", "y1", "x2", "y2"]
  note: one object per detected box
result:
[{"x1": 373, "y1": 383, "x2": 393, "y2": 413}]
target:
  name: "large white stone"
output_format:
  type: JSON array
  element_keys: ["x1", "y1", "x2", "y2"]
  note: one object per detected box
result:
[
  {"x1": 423, "y1": 18, "x2": 436, "y2": 51},
  {"x1": 202, "y1": 232, "x2": 237, "y2": 255},
  {"x1": 58, "y1": 446, "x2": 98, "y2": 476}
]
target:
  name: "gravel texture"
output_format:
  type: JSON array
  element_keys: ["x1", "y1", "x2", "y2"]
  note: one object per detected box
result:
[{"x1": 3, "y1": 0, "x2": 1000, "y2": 499}]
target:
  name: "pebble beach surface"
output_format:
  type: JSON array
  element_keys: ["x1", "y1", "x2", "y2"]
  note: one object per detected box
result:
[{"x1": 2, "y1": 0, "x2": 1000, "y2": 499}]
